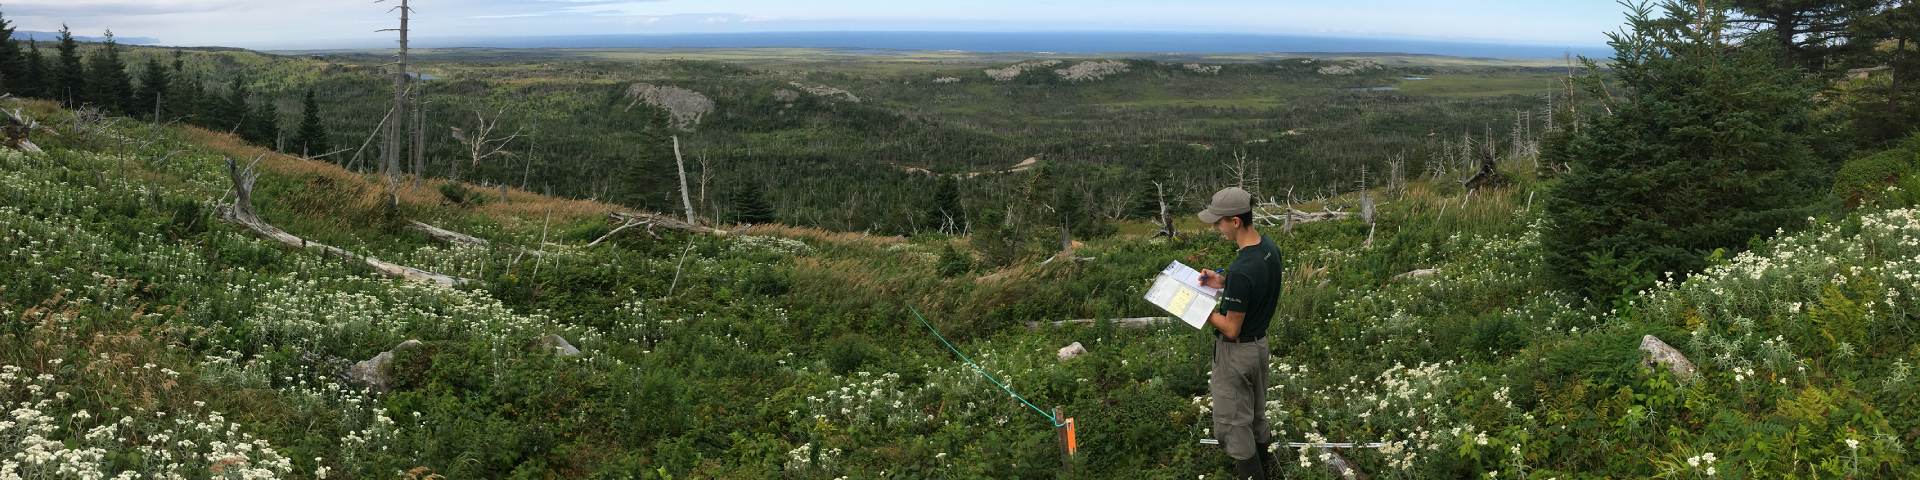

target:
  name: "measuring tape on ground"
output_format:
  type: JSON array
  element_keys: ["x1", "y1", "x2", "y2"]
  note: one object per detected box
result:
[{"x1": 909, "y1": 306, "x2": 1079, "y2": 456}]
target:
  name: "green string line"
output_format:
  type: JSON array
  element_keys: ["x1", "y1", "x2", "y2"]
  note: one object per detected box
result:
[{"x1": 908, "y1": 305, "x2": 1064, "y2": 428}]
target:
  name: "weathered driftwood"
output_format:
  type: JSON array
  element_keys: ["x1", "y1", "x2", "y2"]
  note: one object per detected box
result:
[
  {"x1": 1257, "y1": 205, "x2": 1353, "y2": 227},
  {"x1": 1640, "y1": 334, "x2": 1699, "y2": 383},
  {"x1": 589, "y1": 211, "x2": 729, "y2": 247},
  {"x1": 1462, "y1": 156, "x2": 1511, "y2": 192},
  {"x1": 4, "y1": 108, "x2": 44, "y2": 153},
  {"x1": 1026, "y1": 317, "x2": 1177, "y2": 330},
  {"x1": 218, "y1": 156, "x2": 472, "y2": 288},
  {"x1": 407, "y1": 220, "x2": 489, "y2": 247},
  {"x1": 412, "y1": 219, "x2": 553, "y2": 260}
]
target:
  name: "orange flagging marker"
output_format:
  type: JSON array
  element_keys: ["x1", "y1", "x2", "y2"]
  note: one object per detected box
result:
[{"x1": 1064, "y1": 417, "x2": 1078, "y2": 455}]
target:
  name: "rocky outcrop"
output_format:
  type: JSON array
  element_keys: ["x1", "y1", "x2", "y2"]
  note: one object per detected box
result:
[
  {"x1": 1053, "y1": 60, "x2": 1130, "y2": 82},
  {"x1": 348, "y1": 339, "x2": 423, "y2": 392},
  {"x1": 539, "y1": 334, "x2": 581, "y2": 356},
  {"x1": 1640, "y1": 335, "x2": 1699, "y2": 382},
  {"x1": 1057, "y1": 342, "x2": 1086, "y2": 361},
  {"x1": 623, "y1": 83, "x2": 715, "y2": 130}
]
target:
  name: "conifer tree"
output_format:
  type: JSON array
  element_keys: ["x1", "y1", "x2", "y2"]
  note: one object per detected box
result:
[
  {"x1": 82, "y1": 30, "x2": 132, "y2": 113},
  {"x1": 730, "y1": 179, "x2": 778, "y2": 225},
  {"x1": 134, "y1": 57, "x2": 168, "y2": 121},
  {"x1": 614, "y1": 105, "x2": 674, "y2": 209},
  {"x1": 244, "y1": 100, "x2": 279, "y2": 149},
  {"x1": 164, "y1": 51, "x2": 198, "y2": 123},
  {"x1": 50, "y1": 25, "x2": 82, "y2": 106},
  {"x1": 222, "y1": 76, "x2": 249, "y2": 132},
  {"x1": 293, "y1": 89, "x2": 331, "y2": 157},
  {"x1": 0, "y1": 11, "x2": 24, "y2": 95},
  {"x1": 1543, "y1": 1, "x2": 1827, "y2": 300},
  {"x1": 20, "y1": 39, "x2": 44, "y2": 99},
  {"x1": 1728, "y1": 0, "x2": 1879, "y2": 71},
  {"x1": 928, "y1": 176, "x2": 964, "y2": 234}
]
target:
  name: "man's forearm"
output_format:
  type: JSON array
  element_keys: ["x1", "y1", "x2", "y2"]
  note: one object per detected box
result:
[{"x1": 1206, "y1": 312, "x2": 1241, "y2": 339}]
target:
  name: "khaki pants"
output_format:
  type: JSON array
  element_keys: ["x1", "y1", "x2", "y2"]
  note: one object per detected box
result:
[{"x1": 1210, "y1": 337, "x2": 1273, "y2": 461}]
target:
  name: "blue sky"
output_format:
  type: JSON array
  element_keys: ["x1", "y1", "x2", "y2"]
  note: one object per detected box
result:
[{"x1": 0, "y1": 0, "x2": 1629, "y2": 50}]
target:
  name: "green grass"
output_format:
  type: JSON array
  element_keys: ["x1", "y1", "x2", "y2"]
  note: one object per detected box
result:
[
  {"x1": 1393, "y1": 71, "x2": 1562, "y2": 97},
  {"x1": 4, "y1": 91, "x2": 1920, "y2": 478}
]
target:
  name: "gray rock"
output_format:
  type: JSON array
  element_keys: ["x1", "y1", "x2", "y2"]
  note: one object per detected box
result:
[
  {"x1": 1057, "y1": 342, "x2": 1086, "y2": 361},
  {"x1": 538, "y1": 334, "x2": 581, "y2": 356},
  {"x1": 1640, "y1": 335, "x2": 1699, "y2": 382},
  {"x1": 348, "y1": 339, "x2": 421, "y2": 392}
]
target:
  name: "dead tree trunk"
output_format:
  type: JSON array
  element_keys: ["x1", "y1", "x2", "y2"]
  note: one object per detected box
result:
[
  {"x1": 1360, "y1": 191, "x2": 1377, "y2": 248},
  {"x1": 410, "y1": 82, "x2": 425, "y2": 188},
  {"x1": 673, "y1": 135, "x2": 697, "y2": 225},
  {"x1": 407, "y1": 220, "x2": 489, "y2": 247},
  {"x1": 1152, "y1": 180, "x2": 1174, "y2": 238},
  {"x1": 377, "y1": 0, "x2": 411, "y2": 209},
  {"x1": 3, "y1": 108, "x2": 44, "y2": 153},
  {"x1": 219, "y1": 156, "x2": 470, "y2": 288},
  {"x1": 451, "y1": 107, "x2": 522, "y2": 183},
  {"x1": 1026, "y1": 317, "x2": 1176, "y2": 330},
  {"x1": 589, "y1": 211, "x2": 731, "y2": 247}
]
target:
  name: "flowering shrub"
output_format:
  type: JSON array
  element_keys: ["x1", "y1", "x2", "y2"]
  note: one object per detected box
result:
[
  {"x1": 0, "y1": 363, "x2": 295, "y2": 479},
  {"x1": 4, "y1": 98, "x2": 1919, "y2": 478}
]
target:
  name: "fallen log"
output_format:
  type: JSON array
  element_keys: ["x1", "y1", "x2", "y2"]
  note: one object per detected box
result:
[
  {"x1": 590, "y1": 211, "x2": 730, "y2": 246},
  {"x1": 1026, "y1": 317, "x2": 1177, "y2": 330},
  {"x1": 407, "y1": 220, "x2": 490, "y2": 247},
  {"x1": 1256, "y1": 206, "x2": 1353, "y2": 226},
  {"x1": 218, "y1": 156, "x2": 472, "y2": 288}
]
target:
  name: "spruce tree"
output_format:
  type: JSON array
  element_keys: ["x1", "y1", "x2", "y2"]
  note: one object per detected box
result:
[
  {"x1": 223, "y1": 76, "x2": 249, "y2": 133},
  {"x1": 164, "y1": 52, "x2": 198, "y2": 123},
  {"x1": 1130, "y1": 159, "x2": 1172, "y2": 219},
  {"x1": 293, "y1": 89, "x2": 330, "y2": 157},
  {"x1": 613, "y1": 105, "x2": 674, "y2": 209},
  {"x1": 50, "y1": 25, "x2": 81, "y2": 106},
  {"x1": 1845, "y1": 0, "x2": 1920, "y2": 146},
  {"x1": 82, "y1": 30, "x2": 132, "y2": 114},
  {"x1": 928, "y1": 176, "x2": 963, "y2": 234},
  {"x1": 244, "y1": 100, "x2": 279, "y2": 149},
  {"x1": 133, "y1": 57, "x2": 167, "y2": 121},
  {"x1": 1728, "y1": 0, "x2": 1879, "y2": 71},
  {"x1": 0, "y1": 11, "x2": 23, "y2": 95},
  {"x1": 730, "y1": 180, "x2": 777, "y2": 225},
  {"x1": 20, "y1": 40, "x2": 43, "y2": 99},
  {"x1": 1542, "y1": 1, "x2": 1827, "y2": 300}
]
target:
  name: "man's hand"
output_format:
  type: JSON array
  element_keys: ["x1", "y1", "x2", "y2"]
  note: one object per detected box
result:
[{"x1": 1199, "y1": 269, "x2": 1226, "y2": 289}]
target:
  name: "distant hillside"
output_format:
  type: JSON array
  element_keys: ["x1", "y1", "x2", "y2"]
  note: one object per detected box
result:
[
  {"x1": 18, "y1": 30, "x2": 160, "y2": 44},
  {"x1": 410, "y1": 31, "x2": 1611, "y2": 59}
]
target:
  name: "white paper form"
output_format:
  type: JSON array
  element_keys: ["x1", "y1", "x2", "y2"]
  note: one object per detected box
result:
[{"x1": 1143, "y1": 261, "x2": 1221, "y2": 329}]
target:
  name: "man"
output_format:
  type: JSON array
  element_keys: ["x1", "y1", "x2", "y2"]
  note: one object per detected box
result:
[{"x1": 1195, "y1": 187, "x2": 1282, "y2": 480}]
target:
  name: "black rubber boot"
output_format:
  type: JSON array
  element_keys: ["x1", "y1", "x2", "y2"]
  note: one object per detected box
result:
[
  {"x1": 1232, "y1": 457, "x2": 1267, "y2": 480},
  {"x1": 1257, "y1": 442, "x2": 1279, "y2": 474}
]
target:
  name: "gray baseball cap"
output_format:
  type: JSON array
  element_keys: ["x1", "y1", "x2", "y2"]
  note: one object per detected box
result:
[{"x1": 1197, "y1": 187, "x2": 1254, "y2": 223}]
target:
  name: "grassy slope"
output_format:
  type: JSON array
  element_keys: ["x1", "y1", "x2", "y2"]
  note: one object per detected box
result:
[{"x1": 3, "y1": 94, "x2": 1918, "y2": 479}]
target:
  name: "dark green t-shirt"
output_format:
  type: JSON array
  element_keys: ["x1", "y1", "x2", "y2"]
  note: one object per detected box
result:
[{"x1": 1217, "y1": 235, "x2": 1282, "y2": 339}]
